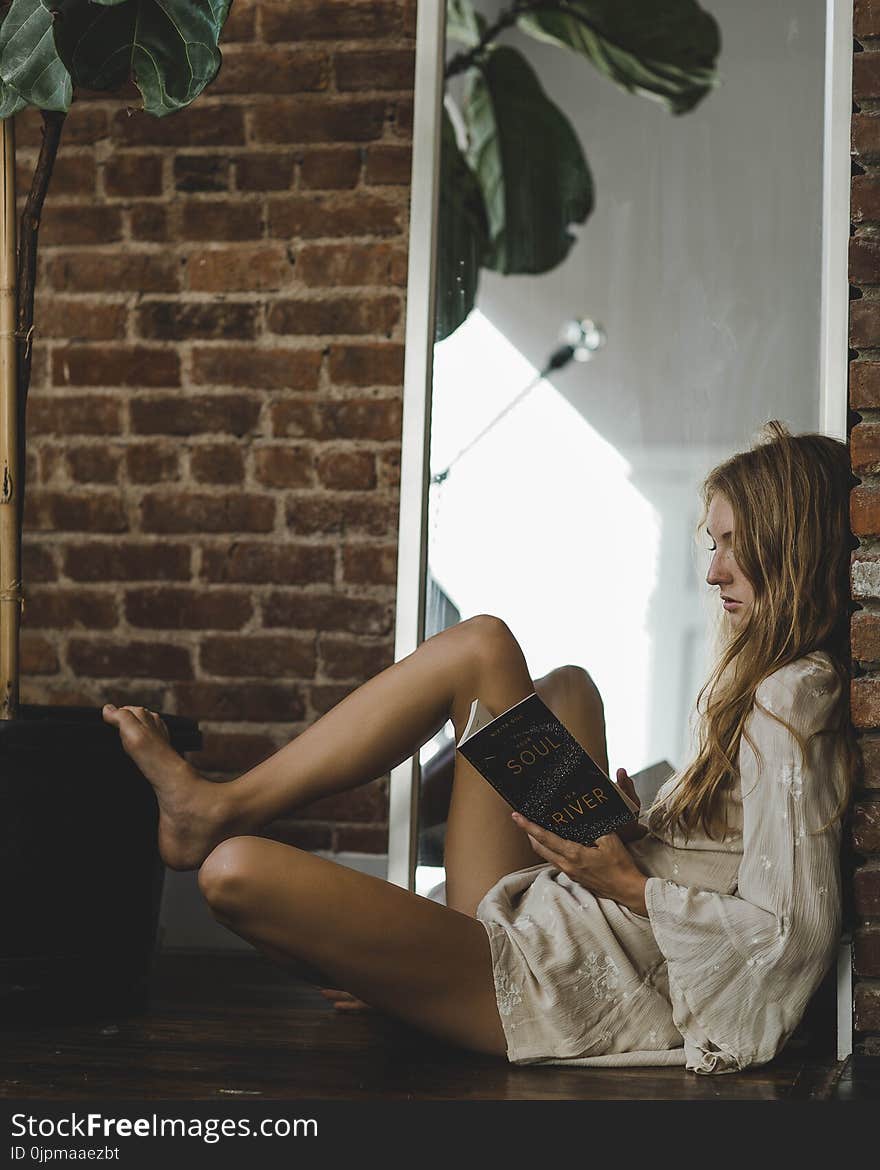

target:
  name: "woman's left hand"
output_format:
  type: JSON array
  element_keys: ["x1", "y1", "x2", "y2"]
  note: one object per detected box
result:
[{"x1": 511, "y1": 812, "x2": 649, "y2": 916}]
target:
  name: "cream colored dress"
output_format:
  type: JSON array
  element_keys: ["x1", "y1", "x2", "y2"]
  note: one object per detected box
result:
[{"x1": 474, "y1": 651, "x2": 846, "y2": 1074}]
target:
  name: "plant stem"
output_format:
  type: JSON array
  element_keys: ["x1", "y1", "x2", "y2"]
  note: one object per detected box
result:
[
  {"x1": 445, "y1": 1, "x2": 556, "y2": 79},
  {"x1": 15, "y1": 109, "x2": 65, "y2": 560}
]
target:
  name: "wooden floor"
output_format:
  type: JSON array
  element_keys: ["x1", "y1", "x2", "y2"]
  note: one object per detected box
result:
[{"x1": 0, "y1": 951, "x2": 872, "y2": 1101}]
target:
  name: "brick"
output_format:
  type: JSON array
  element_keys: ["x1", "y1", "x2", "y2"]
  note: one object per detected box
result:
[
  {"x1": 251, "y1": 98, "x2": 386, "y2": 144},
  {"x1": 267, "y1": 295, "x2": 400, "y2": 336},
  {"x1": 299, "y1": 147, "x2": 361, "y2": 190},
  {"x1": 853, "y1": 799, "x2": 880, "y2": 852},
  {"x1": 173, "y1": 155, "x2": 230, "y2": 193},
  {"x1": 180, "y1": 202, "x2": 263, "y2": 240},
  {"x1": 36, "y1": 444, "x2": 63, "y2": 483},
  {"x1": 136, "y1": 301, "x2": 259, "y2": 341},
  {"x1": 171, "y1": 681, "x2": 305, "y2": 722},
  {"x1": 342, "y1": 543, "x2": 397, "y2": 585},
  {"x1": 850, "y1": 299, "x2": 880, "y2": 348},
  {"x1": 261, "y1": 1, "x2": 408, "y2": 40},
  {"x1": 377, "y1": 449, "x2": 400, "y2": 487},
  {"x1": 130, "y1": 203, "x2": 169, "y2": 242},
  {"x1": 858, "y1": 735, "x2": 880, "y2": 789},
  {"x1": 189, "y1": 442, "x2": 244, "y2": 484},
  {"x1": 853, "y1": 612, "x2": 880, "y2": 663},
  {"x1": 191, "y1": 345, "x2": 322, "y2": 391},
  {"x1": 285, "y1": 494, "x2": 397, "y2": 537},
  {"x1": 104, "y1": 154, "x2": 163, "y2": 197},
  {"x1": 235, "y1": 152, "x2": 295, "y2": 191},
  {"x1": 852, "y1": 485, "x2": 880, "y2": 536},
  {"x1": 316, "y1": 449, "x2": 376, "y2": 490},
  {"x1": 200, "y1": 540, "x2": 335, "y2": 584},
  {"x1": 52, "y1": 346, "x2": 180, "y2": 388},
  {"x1": 855, "y1": 927, "x2": 880, "y2": 977},
  {"x1": 853, "y1": 675, "x2": 880, "y2": 726},
  {"x1": 45, "y1": 251, "x2": 179, "y2": 294},
  {"x1": 15, "y1": 105, "x2": 107, "y2": 147},
  {"x1": 253, "y1": 445, "x2": 315, "y2": 487},
  {"x1": 140, "y1": 492, "x2": 275, "y2": 533},
  {"x1": 333, "y1": 825, "x2": 387, "y2": 853},
  {"x1": 221, "y1": 0, "x2": 256, "y2": 40},
  {"x1": 125, "y1": 443, "x2": 181, "y2": 483},
  {"x1": 39, "y1": 205, "x2": 123, "y2": 246},
  {"x1": 853, "y1": 553, "x2": 880, "y2": 599},
  {"x1": 852, "y1": 175, "x2": 880, "y2": 225},
  {"x1": 298, "y1": 781, "x2": 386, "y2": 823},
  {"x1": 68, "y1": 638, "x2": 193, "y2": 680},
  {"x1": 319, "y1": 634, "x2": 393, "y2": 680},
  {"x1": 19, "y1": 154, "x2": 95, "y2": 196},
  {"x1": 263, "y1": 821, "x2": 332, "y2": 851},
  {"x1": 21, "y1": 542, "x2": 57, "y2": 582},
  {"x1": 335, "y1": 49, "x2": 415, "y2": 92},
  {"x1": 66, "y1": 445, "x2": 122, "y2": 484},
  {"x1": 271, "y1": 396, "x2": 402, "y2": 440},
  {"x1": 212, "y1": 46, "x2": 330, "y2": 93},
  {"x1": 130, "y1": 394, "x2": 261, "y2": 436},
  {"x1": 24, "y1": 588, "x2": 117, "y2": 629},
  {"x1": 27, "y1": 394, "x2": 122, "y2": 435},
  {"x1": 308, "y1": 682, "x2": 356, "y2": 716},
  {"x1": 64, "y1": 542, "x2": 191, "y2": 582},
  {"x1": 187, "y1": 730, "x2": 279, "y2": 774},
  {"x1": 35, "y1": 298, "x2": 127, "y2": 341},
  {"x1": 390, "y1": 96, "x2": 413, "y2": 138},
  {"x1": 125, "y1": 587, "x2": 252, "y2": 630},
  {"x1": 21, "y1": 632, "x2": 59, "y2": 675},
  {"x1": 112, "y1": 105, "x2": 245, "y2": 147},
  {"x1": 262, "y1": 591, "x2": 394, "y2": 636},
  {"x1": 364, "y1": 143, "x2": 412, "y2": 185},
  {"x1": 852, "y1": 422, "x2": 880, "y2": 476},
  {"x1": 268, "y1": 194, "x2": 402, "y2": 238},
  {"x1": 328, "y1": 343, "x2": 404, "y2": 386},
  {"x1": 200, "y1": 634, "x2": 316, "y2": 678},
  {"x1": 186, "y1": 246, "x2": 290, "y2": 292},
  {"x1": 296, "y1": 242, "x2": 400, "y2": 286},
  {"x1": 851, "y1": 236, "x2": 880, "y2": 285},
  {"x1": 855, "y1": 860, "x2": 880, "y2": 916},
  {"x1": 23, "y1": 490, "x2": 127, "y2": 533},
  {"x1": 856, "y1": 0, "x2": 880, "y2": 38},
  {"x1": 855, "y1": 984, "x2": 880, "y2": 1032},
  {"x1": 852, "y1": 362, "x2": 880, "y2": 409}
]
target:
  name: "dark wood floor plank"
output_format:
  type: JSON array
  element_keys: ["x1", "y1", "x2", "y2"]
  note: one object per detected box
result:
[{"x1": 0, "y1": 952, "x2": 869, "y2": 1101}]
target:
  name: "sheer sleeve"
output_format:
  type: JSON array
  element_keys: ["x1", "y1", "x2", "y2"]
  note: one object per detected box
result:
[{"x1": 644, "y1": 656, "x2": 845, "y2": 1074}]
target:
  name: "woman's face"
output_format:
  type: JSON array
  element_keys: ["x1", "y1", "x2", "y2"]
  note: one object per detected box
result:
[{"x1": 705, "y1": 492, "x2": 755, "y2": 625}]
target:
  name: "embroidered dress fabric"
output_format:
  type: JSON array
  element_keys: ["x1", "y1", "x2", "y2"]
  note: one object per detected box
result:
[{"x1": 473, "y1": 652, "x2": 845, "y2": 1074}]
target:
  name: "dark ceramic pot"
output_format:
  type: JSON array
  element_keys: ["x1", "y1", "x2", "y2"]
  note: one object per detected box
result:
[{"x1": 0, "y1": 704, "x2": 201, "y2": 1028}]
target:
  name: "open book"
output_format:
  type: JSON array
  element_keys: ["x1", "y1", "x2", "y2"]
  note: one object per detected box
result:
[{"x1": 457, "y1": 693, "x2": 647, "y2": 845}]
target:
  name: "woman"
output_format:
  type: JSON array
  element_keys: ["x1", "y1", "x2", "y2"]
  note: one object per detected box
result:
[{"x1": 102, "y1": 420, "x2": 858, "y2": 1074}]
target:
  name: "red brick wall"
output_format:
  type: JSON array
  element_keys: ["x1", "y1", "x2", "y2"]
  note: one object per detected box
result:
[
  {"x1": 851, "y1": 0, "x2": 880, "y2": 1056},
  {"x1": 16, "y1": 0, "x2": 415, "y2": 856}
]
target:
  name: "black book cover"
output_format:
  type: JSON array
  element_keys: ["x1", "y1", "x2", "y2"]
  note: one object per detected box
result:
[{"x1": 456, "y1": 692, "x2": 638, "y2": 845}]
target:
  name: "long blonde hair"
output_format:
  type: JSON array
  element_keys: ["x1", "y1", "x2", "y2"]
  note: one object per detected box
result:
[{"x1": 648, "y1": 420, "x2": 859, "y2": 842}]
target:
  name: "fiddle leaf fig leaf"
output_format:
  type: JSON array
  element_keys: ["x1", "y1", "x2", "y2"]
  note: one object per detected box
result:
[
  {"x1": 0, "y1": 0, "x2": 73, "y2": 118},
  {"x1": 435, "y1": 102, "x2": 489, "y2": 341},
  {"x1": 464, "y1": 46, "x2": 592, "y2": 275},
  {"x1": 517, "y1": 0, "x2": 720, "y2": 115},
  {"x1": 447, "y1": 0, "x2": 486, "y2": 48},
  {"x1": 53, "y1": 0, "x2": 232, "y2": 116}
]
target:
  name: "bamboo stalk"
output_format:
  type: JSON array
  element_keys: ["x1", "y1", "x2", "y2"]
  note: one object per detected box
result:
[{"x1": 0, "y1": 116, "x2": 18, "y2": 720}]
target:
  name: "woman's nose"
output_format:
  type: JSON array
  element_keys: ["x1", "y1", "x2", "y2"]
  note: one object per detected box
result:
[{"x1": 706, "y1": 552, "x2": 729, "y2": 586}]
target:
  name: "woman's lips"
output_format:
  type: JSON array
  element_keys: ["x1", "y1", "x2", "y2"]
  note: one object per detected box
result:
[{"x1": 722, "y1": 599, "x2": 741, "y2": 610}]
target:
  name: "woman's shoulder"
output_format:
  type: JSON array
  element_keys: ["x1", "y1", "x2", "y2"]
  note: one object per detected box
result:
[{"x1": 754, "y1": 650, "x2": 841, "y2": 721}]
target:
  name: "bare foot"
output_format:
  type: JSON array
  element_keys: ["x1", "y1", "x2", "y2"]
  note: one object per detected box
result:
[
  {"x1": 102, "y1": 703, "x2": 234, "y2": 871},
  {"x1": 318, "y1": 987, "x2": 374, "y2": 1013}
]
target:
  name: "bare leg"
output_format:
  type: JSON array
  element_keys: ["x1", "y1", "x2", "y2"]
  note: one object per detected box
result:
[
  {"x1": 102, "y1": 615, "x2": 544, "y2": 871},
  {"x1": 196, "y1": 835, "x2": 508, "y2": 1056}
]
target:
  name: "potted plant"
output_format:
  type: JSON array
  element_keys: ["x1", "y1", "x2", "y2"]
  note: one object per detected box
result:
[{"x1": 0, "y1": 0, "x2": 232, "y2": 1026}]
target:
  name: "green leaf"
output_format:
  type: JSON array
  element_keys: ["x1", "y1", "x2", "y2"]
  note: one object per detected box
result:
[
  {"x1": 53, "y1": 0, "x2": 232, "y2": 116},
  {"x1": 0, "y1": 0, "x2": 73, "y2": 118},
  {"x1": 517, "y1": 0, "x2": 720, "y2": 115},
  {"x1": 463, "y1": 46, "x2": 593, "y2": 276},
  {"x1": 446, "y1": 0, "x2": 486, "y2": 48},
  {"x1": 435, "y1": 102, "x2": 489, "y2": 341}
]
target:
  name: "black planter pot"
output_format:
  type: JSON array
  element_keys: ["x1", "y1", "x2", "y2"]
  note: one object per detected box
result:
[{"x1": 0, "y1": 704, "x2": 201, "y2": 1028}]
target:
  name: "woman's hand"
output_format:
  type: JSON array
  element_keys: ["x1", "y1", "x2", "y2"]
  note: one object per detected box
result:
[{"x1": 511, "y1": 811, "x2": 649, "y2": 916}]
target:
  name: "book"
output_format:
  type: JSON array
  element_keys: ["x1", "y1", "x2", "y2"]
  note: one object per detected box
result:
[{"x1": 456, "y1": 692, "x2": 642, "y2": 846}]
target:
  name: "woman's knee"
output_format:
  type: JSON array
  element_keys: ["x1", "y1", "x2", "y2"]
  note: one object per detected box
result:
[
  {"x1": 460, "y1": 613, "x2": 523, "y2": 673},
  {"x1": 540, "y1": 664, "x2": 605, "y2": 718},
  {"x1": 198, "y1": 835, "x2": 280, "y2": 918}
]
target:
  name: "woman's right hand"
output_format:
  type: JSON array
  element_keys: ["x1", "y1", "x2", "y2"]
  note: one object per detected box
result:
[
  {"x1": 615, "y1": 767, "x2": 640, "y2": 811},
  {"x1": 614, "y1": 768, "x2": 649, "y2": 843}
]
